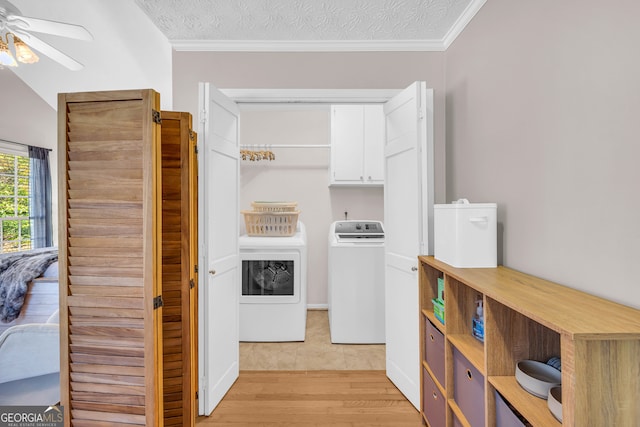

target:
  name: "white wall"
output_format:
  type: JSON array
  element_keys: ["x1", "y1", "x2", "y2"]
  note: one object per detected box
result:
[
  {"x1": 11, "y1": 0, "x2": 173, "y2": 110},
  {"x1": 0, "y1": 71, "x2": 58, "y2": 244},
  {"x1": 12, "y1": 3, "x2": 635, "y2": 311},
  {"x1": 239, "y1": 109, "x2": 383, "y2": 305},
  {"x1": 171, "y1": 51, "x2": 447, "y2": 202},
  {"x1": 173, "y1": 51, "x2": 446, "y2": 306},
  {"x1": 445, "y1": 0, "x2": 640, "y2": 308}
]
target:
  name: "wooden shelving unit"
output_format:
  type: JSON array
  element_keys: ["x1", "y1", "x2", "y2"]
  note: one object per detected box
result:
[{"x1": 418, "y1": 255, "x2": 640, "y2": 427}]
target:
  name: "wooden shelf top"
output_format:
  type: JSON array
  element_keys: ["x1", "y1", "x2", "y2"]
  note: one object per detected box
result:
[
  {"x1": 448, "y1": 333, "x2": 485, "y2": 375},
  {"x1": 422, "y1": 309, "x2": 446, "y2": 335},
  {"x1": 419, "y1": 256, "x2": 640, "y2": 339}
]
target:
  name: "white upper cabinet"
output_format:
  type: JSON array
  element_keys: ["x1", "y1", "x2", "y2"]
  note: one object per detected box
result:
[{"x1": 330, "y1": 104, "x2": 384, "y2": 186}]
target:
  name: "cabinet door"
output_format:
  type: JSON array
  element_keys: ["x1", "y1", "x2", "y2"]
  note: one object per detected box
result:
[
  {"x1": 331, "y1": 105, "x2": 365, "y2": 183},
  {"x1": 363, "y1": 105, "x2": 385, "y2": 183}
]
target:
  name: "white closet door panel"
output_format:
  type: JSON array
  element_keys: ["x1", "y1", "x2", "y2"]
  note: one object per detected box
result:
[
  {"x1": 198, "y1": 82, "x2": 240, "y2": 415},
  {"x1": 383, "y1": 81, "x2": 431, "y2": 410},
  {"x1": 384, "y1": 261, "x2": 420, "y2": 408},
  {"x1": 385, "y1": 149, "x2": 420, "y2": 258}
]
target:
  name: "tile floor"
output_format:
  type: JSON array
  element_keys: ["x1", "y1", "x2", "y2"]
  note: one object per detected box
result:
[{"x1": 239, "y1": 310, "x2": 386, "y2": 370}]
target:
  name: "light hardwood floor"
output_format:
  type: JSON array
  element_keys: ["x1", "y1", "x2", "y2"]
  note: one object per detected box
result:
[
  {"x1": 195, "y1": 370, "x2": 422, "y2": 426},
  {"x1": 196, "y1": 311, "x2": 421, "y2": 425}
]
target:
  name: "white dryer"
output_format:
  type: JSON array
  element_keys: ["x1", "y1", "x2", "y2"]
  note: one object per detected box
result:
[
  {"x1": 328, "y1": 220, "x2": 385, "y2": 344},
  {"x1": 239, "y1": 222, "x2": 307, "y2": 342}
]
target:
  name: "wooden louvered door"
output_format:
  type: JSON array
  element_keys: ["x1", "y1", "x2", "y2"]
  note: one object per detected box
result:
[
  {"x1": 160, "y1": 111, "x2": 197, "y2": 427},
  {"x1": 187, "y1": 124, "x2": 198, "y2": 424},
  {"x1": 58, "y1": 89, "x2": 164, "y2": 426}
]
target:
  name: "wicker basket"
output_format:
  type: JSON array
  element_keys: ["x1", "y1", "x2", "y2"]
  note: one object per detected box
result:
[
  {"x1": 250, "y1": 201, "x2": 298, "y2": 213},
  {"x1": 242, "y1": 210, "x2": 300, "y2": 236}
]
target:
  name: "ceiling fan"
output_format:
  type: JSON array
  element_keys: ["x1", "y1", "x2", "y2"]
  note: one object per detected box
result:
[{"x1": 0, "y1": 0, "x2": 92, "y2": 70}]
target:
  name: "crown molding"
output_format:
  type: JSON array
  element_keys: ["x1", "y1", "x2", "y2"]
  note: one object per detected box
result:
[
  {"x1": 441, "y1": 0, "x2": 487, "y2": 49},
  {"x1": 171, "y1": 39, "x2": 446, "y2": 52}
]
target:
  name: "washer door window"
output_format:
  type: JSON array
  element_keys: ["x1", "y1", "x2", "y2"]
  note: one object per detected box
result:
[{"x1": 240, "y1": 252, "x2": 300, "y2": 303}]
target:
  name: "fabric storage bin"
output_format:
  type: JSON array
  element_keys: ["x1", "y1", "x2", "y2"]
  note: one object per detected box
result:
[
  {"x1": 434, "y1": 200, "x2": 497, "y2": 268},
  {"x1": 422, "y1": 367, "x2": 446, "y2": 427},
  {"x1": 425, "y1": 319, "x2": 445, "y2": 387},
  {"x1": 453, "y1": 347, "x2": 485, "y2": 427},
  {"x1": 495, "y1": 391, "x2": 527, "y2": 427}
]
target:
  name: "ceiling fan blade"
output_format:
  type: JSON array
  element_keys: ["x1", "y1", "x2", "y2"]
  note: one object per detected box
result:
[
  {"x1": 12, "y1": 29, "x2": 84, "y2": 70},
  {"x1": 7, "y1": 15, "x2": 93, "y2": 41}
]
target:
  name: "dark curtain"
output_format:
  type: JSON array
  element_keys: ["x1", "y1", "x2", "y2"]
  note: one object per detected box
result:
[{"x1": 28, "y1": 146, "x2": 53, "y2": 249}]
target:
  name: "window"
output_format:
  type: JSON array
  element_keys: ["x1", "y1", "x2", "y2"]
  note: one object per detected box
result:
[{"x1": 0, "y1": 151, "x2": 31, "y2": 252}]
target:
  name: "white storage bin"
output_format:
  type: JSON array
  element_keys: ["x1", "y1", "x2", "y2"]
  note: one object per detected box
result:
[{"x1": 434, "y1": 200, "x2": 497, "y2": 268}]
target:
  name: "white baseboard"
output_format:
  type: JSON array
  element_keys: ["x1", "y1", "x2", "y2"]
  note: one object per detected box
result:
[{"x1": 307, "y1": 304, "x2": 328, "y2": 310}]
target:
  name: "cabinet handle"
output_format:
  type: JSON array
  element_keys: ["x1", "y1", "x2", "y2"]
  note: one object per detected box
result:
[
  {"x1": 209, "y1": 269, "x2": 216, "y2": 275},
  {"x1": 466, "y1": 369, "x2": 473, "y2": 380},
  {"x1": 411, "y1": 266, "x2": 418, "y2": 271},
  {"x1": 430, "y1": 334, "x2": 434, "y2": 342},
  {"x1": 469, "y1": 216, "x2": 488, "y2": 224}
]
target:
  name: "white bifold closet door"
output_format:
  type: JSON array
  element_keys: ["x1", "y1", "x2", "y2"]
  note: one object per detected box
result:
[
  {"x1": 198, "y1": 83, "x2": 241, "y2": 415},
  {"x1": 383, "y1": 81, "x2": 434, "y2": 410}
]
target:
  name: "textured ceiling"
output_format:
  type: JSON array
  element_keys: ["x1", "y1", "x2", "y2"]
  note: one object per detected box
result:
[{"x1": 135, "y1": 0, "x2": 484, "y2": 50}]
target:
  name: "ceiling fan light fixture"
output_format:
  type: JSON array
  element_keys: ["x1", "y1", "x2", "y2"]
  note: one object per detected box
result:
[
  {"x1": 12, "y1": 34, "x2": 38, "y2": 64},
  {"x1": 0, "y1": 36, "x2": 17, "y2": 67}
]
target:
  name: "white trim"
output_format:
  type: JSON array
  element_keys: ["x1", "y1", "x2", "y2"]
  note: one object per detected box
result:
[
  {"x1": 307, "y1": 304, "x2": 328, "y2": 310},
  {"x1": 220, "y1": 88, "x2": 401, "y2": 104},
  {"x1": 172, "y1": 39, "x2": 446, "y2": 52},
  {"x1": 0, "y1": 140, "x2": 28, "y2": 156},
  {"x1": 441, "y1": 0, "x2": 487, "y2": 49}
]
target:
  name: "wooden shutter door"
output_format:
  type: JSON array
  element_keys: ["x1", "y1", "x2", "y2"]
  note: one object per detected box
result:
[
  {"x1": 58, "y1": 89, "x2": 163, "y2": 426},
  {"x1": 188, "y1": 124, "x2": 198, "y2": 423},
  {"x1": 160, "y1": 111, "x2": 197, "y2": 427}
]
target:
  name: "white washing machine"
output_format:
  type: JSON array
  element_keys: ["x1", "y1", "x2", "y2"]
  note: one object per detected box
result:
[
  {"x1": 239, "y1": 222, "x2": 307, "y2": 342},
  {"x1": 328, "y1": 220, "x2": 385, "y2": 344}
]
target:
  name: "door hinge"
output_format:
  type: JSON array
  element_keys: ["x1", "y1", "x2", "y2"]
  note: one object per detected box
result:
[
  {"x1": 194, "y1": 144, "x2": 198, "y2": 154},
  {"x1": 189, "y1": 129, "x2": 195, "y2": 141},
  {"x1": 152, "y1": 110, "x2": 162, "y2": 124},
  {"x1": 153, "y1": 295, "x2": 164, "y2": 309},
  {"x1": 189, "y1": 279, "x2": 195, "y2": 289},
  {"x1": 195, "y1": 391, "x2": 199, "y2": 400},
  {"x1": 418, "y1": 108, "x2": 425, "y2": 120},
  {"x1": 194, "y1": 265, "x2": 199, "y2": 273}
]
